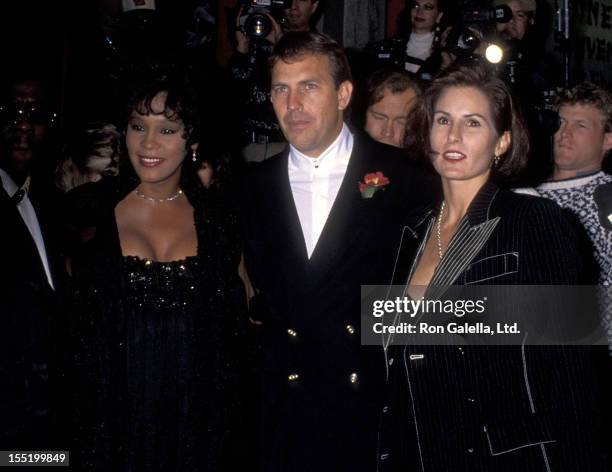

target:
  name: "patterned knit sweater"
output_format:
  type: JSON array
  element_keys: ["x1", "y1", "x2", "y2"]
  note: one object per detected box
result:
[{"x1": 536, "y1": 171, "x2": 611, "y2": 286}]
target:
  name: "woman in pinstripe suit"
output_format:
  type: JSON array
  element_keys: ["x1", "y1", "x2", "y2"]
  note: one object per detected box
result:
[{"x1": 377, "y1": 66, "x2": 609, "y2": 471}]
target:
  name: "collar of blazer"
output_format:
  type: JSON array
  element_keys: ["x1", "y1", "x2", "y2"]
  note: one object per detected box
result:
[
  {"x1": 258, "y1": 135, "x2": 394, "y2": 287},
  {"x1": 403, "y1": 180, "x2": 502, "y2": 232},
  {"x1": 384, "y1": 180, "x2": 503, "y2": 349},
  {"x1": 393, "y1": 180, "x2": 503, "y2": 293}
]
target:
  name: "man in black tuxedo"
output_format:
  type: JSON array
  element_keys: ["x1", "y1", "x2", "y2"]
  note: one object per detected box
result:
[
  {"x1": 0, "y1": 76, "x2": 62, "y2": 448},
  {"x1": 243, "y1": 31, "x2": 437, "y2": 471}
]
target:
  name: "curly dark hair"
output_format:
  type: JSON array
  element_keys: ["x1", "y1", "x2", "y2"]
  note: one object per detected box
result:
[
  {"x1": 117, "y1": 69, "x2": 204, "y2": 194},
  {"x1": 404, "y1": 64, "x2": 529, "y2": 181},
  {"x1": 122, "y1": 71, "x2": 201, "y2": 148}
]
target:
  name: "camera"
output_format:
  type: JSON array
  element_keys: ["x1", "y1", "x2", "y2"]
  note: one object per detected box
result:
[
  {"x1": 239, "y1": 0, "x2": 292, "y2": 40},
  {"x1": 445, "y1": 4, "x2": 512, "y2": 59}
]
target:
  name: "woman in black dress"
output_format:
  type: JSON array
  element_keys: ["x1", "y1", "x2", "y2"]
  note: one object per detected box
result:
[{"x1": 69, "y1": 71, "x2": 249, "y2": 471}]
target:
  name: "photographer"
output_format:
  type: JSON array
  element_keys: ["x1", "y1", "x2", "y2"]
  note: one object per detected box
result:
[
  {"x1": 365, "y1": 1, "x2": 454, "y2": 80},
  {"x1": 228, "y1": 0, "x2": 320, "y2": 162},
  {"x1": 493, "y1": 0, "x2": 551, "y2": 92},
  {"x1": 494, "y1": 0, "x2": 534, "y2": 41}
]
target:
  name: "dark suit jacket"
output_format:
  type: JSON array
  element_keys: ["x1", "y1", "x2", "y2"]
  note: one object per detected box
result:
[
  {"x1": 0, "y1": 175, "x2": 62, "y2": 448},
  {"x1": 378, "y1": 181, "x2": 610, "y2": 471},
  {"x1": 243, "y1": 134, "x2": 438, "y2": 472}
]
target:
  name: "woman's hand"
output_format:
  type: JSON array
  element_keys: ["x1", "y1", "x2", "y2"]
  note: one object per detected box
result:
[
  {"x1": 264, "y1": 12, "x2": 284, "y2": 45},
  {"x1": 235, "y1": 5, "x2": 250, "y2": 54},
  {"x1": 238, "y1": 254, "x2": 263, "y2": 325},
  {"x1": 439, "y1": 26, "x2": 455, "y2": 70}
]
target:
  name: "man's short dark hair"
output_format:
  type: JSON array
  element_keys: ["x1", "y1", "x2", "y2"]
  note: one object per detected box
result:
[
  {"x1": 366, "y1": 69, "x2": 421, "y2": 108},
  {"x1": 269, "y1": 31, "x2": 352, "y2": 88},
  {"x1": 556, "y1": 82, "x2": 612, "y2": 133}
]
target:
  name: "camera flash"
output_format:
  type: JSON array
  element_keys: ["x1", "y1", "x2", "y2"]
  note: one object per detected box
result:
[{"x1": 485, "y1": 44, "x2": 504, "y2": 64}]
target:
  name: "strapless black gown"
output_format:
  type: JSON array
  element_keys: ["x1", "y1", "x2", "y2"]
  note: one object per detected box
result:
[
  {"x1": 122, "y1": 255, "x2": 202, "y2": 471},
  {"x1": 69, "y1": 182, "x2": 251, "y2": 472}
]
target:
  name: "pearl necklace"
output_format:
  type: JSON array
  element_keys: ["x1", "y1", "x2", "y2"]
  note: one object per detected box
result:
[
  {"x1": 135, "y1": 188, "x2": 183, "y2": 203},
  {"x1": 436, "y1": 201, "x2": 445, "y2": 260}
]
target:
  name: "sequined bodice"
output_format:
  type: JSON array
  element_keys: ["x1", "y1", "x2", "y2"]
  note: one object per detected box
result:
[{"x1": 123, "y1": 255, "x2": 201, "y2": 311}]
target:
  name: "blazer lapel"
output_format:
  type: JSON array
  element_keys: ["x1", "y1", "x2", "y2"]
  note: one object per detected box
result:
[
  {"x1": 308, "y1": 138, "x2": 372, "y2": 279},
  {"x1": 383, "y1": 182, "x2": 501, "y2": 347},
  {"x1": 389, "y1": 210, "x2": 435, "y2": 286},
  {"x1": 427, "y1": 181, "x2": 501, "y2": 299},
  {"x1": 1, "y1": 180, "x2": 52, "y2": 289},
  {"x1": 270, "y1": 152, "x2": 311, "y2": 279},
  {"x1": 383, "y1": 211, "x2": 435, "y2": 350},
  {"x1": 426, "y1": 218, "x2": 500, "y2": 299}
]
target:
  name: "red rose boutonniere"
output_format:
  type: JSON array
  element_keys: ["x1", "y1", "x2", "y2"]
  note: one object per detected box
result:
[{"x1": 358, "y1": 172, "x2": 390, "y2": 199}]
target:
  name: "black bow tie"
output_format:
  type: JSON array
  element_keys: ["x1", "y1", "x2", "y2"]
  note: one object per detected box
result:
[
  {"x1": 10, "y1": 175, "x2": 30, "y2": 204},
  {"x1": 11, "y1": 187, "x2": 26, "y2": 204}
]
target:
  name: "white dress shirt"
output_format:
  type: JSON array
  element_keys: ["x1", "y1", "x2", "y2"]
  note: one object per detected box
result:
[
  {"x1": 0, "y1": 168, "x2": 54, "y2": 289},
  {"x1": 288, "y1": 123, "x2": 354, "y2": 258}
]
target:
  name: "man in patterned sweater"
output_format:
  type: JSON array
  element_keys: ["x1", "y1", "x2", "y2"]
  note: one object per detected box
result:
[{"x1": 536, "y1": 82, "x2": 612, "y2": 347}]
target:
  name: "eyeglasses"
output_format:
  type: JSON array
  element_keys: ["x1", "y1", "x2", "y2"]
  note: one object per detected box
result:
[{"x1": 0, "y1": 102, "x2": 57, "y2": 127}]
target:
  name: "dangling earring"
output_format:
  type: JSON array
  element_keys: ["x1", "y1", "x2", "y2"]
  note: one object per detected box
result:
[
  {"x1": 192, "y1": 149, "x2": 197, "y2": 162},
  {"x1": 434, "y1": 24, "x2": 441, "y2": 43},
  {"x1": 493, "y1": 155, "x2": 500, "y2": 167}
]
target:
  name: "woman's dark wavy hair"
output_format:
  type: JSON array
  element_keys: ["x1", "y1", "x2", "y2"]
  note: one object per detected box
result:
[
  {"x1": 117, "y1": 69, "x2": 203, "y2": 195},
  {"x1": 397, "y1": 0, "x2": 454, "y2": 37},
  {"x1": 122, "y1": 71, "x2": 201, "y2": 148},
  {"x1": 404, "y1": 64, "x2": 529, "y2": 181}
]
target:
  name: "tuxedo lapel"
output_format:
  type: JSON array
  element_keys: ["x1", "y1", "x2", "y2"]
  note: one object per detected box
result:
[
  {"x1": 308, "y1": 139, "x2": 371, "y2": 279},
  {"x1": 1, "y1": 184, "x2": 37, "y2": 254},
  {"x1": 1, "y1": 185, "x2": 51, "y2": 290},
  {"x1": 269, "y1": 153, "x2": 311, "y2": 277}
]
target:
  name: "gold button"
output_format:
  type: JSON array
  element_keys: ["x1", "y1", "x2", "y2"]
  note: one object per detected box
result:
[
  {"x1": 346, "y1": 325, "x2": 356, "y2": 335},
  {"x1": 288, "y1": 373, "x2": 299, "y2": 381},
  {"x1": 144, "y1": 259, "x2": 153, "y2": 267},
  {"x1": 350, "y1": 372, "x2": 358, "y2": 384},
  {"x1": 287, "y1": 329, "x2": 297, "y2": 337}
]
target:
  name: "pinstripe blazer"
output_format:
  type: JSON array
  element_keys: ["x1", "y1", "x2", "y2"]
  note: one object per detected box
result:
[{"x1": 378, "y1": 181, "x2": 610, "y2": 472}]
